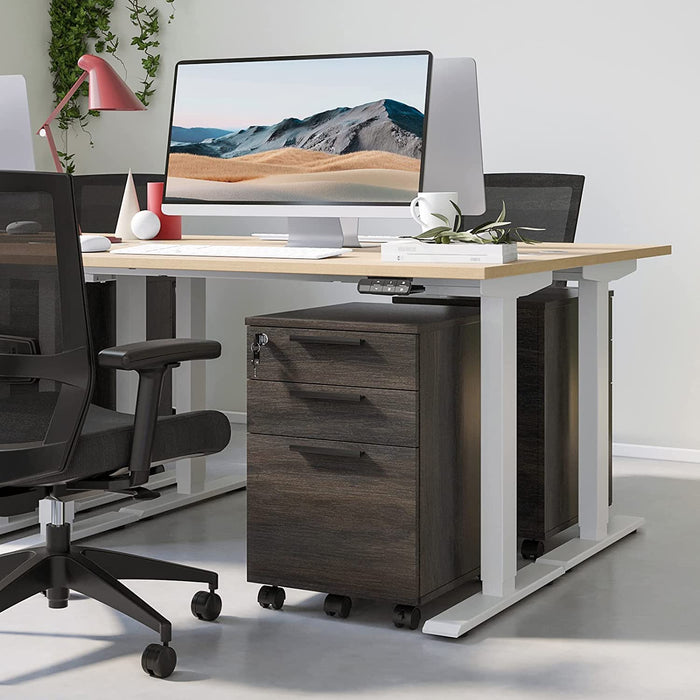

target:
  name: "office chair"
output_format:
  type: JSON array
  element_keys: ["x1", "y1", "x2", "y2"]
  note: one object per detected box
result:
[
  {"x1": 0, "y1": 171, "x2": 231, "y2": 678},
  {"x1": 459, "y1": 172, "x2": 585, "y2": 243},
  {"x1": 72, "y1": 172, "x2": 164, "y2": 234}
]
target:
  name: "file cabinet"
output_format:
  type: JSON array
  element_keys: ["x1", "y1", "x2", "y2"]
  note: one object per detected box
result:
[{"x1": 245, "y1": 302, "x2": 481, "y2": 628}]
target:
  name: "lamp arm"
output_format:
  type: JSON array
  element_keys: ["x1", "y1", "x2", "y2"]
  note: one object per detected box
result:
[{"x1": 37, "y1": 71, "x2": 88, "y2": 173}]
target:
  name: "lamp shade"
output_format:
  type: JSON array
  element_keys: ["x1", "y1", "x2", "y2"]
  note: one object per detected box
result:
[{"x1": 77, "y1": 54, "x2": 145, "y2": 111}]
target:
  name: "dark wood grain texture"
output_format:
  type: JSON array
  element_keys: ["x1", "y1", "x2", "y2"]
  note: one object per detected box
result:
[
  {"x1": 246, "y1": 325, "x2": 418, "y2": 390},
  {"x1": 248, "y1": 380, "x2": 418, "y2": 447},
  {"x1": 85, "y1": 280, "x2": 116, "y2": 409},
  {"x1": 394, "y1": 288, "x2": 614, "y2": 543},
  {"x1": 246, "y1": 302, "x2": 482, "y2": 606},
  {"x1": 418, "y1": 317, "x2": 481, "y2": 597},
  {"x1": 247, "y1": 434, "x2": 419, "y2": 601},
  {"x1": 146, "y1": 277, "x2": 176, "y2": 415}
]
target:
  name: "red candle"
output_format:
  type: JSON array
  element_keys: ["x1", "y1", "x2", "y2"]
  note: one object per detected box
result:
[{"x1": 148, "y1": 181, "x2": 181, "y2": 240}]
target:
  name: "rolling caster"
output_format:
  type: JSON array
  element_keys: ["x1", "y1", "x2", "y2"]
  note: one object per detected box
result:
[
  {"x1": 323, "y1": 594, "x2": 352, "y2": 618},
  {"x1": 521, "y1": 539, "x2": 545, "y2": 561},
  {"x1": 258, "y1": 585, "x2": 285, "y2": 610},
  {"x1": 141, "y1": 643, "x2": 177, "y2": 678},
  {"x1": 392, "y1": 604, "x2": 421, "y2": 630},
  {"x1": 191, "y1": 590, "x2": 222, "y2": 621}
]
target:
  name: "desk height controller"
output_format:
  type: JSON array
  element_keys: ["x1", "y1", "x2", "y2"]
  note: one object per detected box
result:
[{"x1": 357, "y1": 277, "x2": 424, "y2": 296}]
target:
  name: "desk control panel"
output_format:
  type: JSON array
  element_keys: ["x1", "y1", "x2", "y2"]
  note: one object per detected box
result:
[{"x1": 357, "y1": 277, "x2": 424, "y2": 296}]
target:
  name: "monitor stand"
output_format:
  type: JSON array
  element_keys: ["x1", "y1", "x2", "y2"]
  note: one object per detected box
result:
[{"x1": 286, "y1": 217, "x2": 360, "y2": 248}]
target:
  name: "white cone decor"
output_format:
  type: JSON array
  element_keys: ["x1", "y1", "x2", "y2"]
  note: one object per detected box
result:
[{"x1": 115, "y1": 170, "x2": 141, "y2": 240}]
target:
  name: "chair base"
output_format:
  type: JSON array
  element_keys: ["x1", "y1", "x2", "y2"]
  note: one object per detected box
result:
[{"x1": 0, "y1": 523, "x2": 219, "y2": 647}]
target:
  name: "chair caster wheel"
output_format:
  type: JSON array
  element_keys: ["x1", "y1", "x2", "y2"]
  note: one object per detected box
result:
[
  {"x1": 393, "y1": 604, "x2": 421, "y2": 630},
  {"x1": 521, "y1": 539, "x2": 545, "y2": 560},
  {"x1": 191, "y1": 590, "x2": 222, "y2": 621},
  {"x1": 258, "y1": 585, "x2": 285, "y2": 610},
  {"x1": 141, "y1": 643, "x2": 177, "y2": 678},
  {"x1": 323, "y1": 594, "x2": 352, "y2": 618}
]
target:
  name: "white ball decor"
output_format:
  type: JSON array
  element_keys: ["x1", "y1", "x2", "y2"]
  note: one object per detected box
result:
[{"x1": 131, "y1": 210, "x2": 161, "y2": 240}]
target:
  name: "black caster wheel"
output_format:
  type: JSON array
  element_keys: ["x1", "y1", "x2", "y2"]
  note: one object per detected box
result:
[
  {"x1": 258, "y1": 585, "x2": 285, "y2": 610},
  {"x1": 323, "y1": 594, "x2": 352, "y2": 619},
  {"x1": 191, "y1": 590, "x2": 222, "y2": 621},
  {"x1": 393, "y1": 604, "x2": 421, "y2": 630},
  {"x1": 141, "y1": 643, "x2": 177, "y2": 678},
  {"x1": 521, "y1": 539, "x2": 545, "y2": 561}
]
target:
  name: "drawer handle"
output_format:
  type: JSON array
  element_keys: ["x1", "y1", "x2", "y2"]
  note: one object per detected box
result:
[
  {"x1": 289, "y1": 444, "x2": 365, "y2": 459},
  {"x1": 289, "y1": 334, "x2": 364, "y2": 346},
  {"x1": 289, "y1": 389, "x2": 366, "y2": 403}
]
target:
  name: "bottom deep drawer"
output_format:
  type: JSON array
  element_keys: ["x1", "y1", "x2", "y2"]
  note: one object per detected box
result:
[{"x1": 247, "y1": 434, "x2": 418, "y2": 602}]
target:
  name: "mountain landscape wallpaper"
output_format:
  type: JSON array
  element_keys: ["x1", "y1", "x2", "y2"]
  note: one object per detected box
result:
[{"x1": 164, "y1": 54, "x2": 431, "y2": 203}]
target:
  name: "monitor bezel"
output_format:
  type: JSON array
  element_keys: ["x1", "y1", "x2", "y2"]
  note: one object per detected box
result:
[{"x1": 161, "y1": 50, "x2": 433, "y2": 217}]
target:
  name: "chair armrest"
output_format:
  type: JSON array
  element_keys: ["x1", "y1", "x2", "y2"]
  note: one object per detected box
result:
[
  {"x1": 98, "y1": 339, "x2": 221, "y2": 371},
  {"x1": 98, "y1": 338, "x2": 220, "y2": 486}
]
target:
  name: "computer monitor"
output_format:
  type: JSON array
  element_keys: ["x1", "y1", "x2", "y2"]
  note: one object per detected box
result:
[
  {"x1": 0, "y1": 75, "x2": 35, "y2": 171},
  {"x1": 162, "y1": 52, "x2": 484, "y2": 247}
]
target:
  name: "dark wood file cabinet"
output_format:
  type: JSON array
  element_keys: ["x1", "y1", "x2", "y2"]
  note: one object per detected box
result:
[
  {"x1": 395, "y1": 287, "x2": 613, "y2": 557},
  {"x1": 245, "y1": 303, "x2": 482, "y2": 627}
]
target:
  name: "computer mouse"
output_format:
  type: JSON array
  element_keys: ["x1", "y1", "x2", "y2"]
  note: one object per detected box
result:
[
  {"x1": 6, "y1": 220, "x2": 42, "y2": 234},
  {"x1": 80, "y1": 234, "x2": 111, "y2": 252}
]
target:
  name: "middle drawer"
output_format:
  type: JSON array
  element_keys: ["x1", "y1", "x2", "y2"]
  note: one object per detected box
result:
[{"x1": 247, "y1": 380, "x2": 418, "y2": 447}]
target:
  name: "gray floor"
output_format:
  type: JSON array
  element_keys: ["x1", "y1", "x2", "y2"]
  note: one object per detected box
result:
[{"x1": 0, "y1": 448, "x2": 698, "y2": 698}]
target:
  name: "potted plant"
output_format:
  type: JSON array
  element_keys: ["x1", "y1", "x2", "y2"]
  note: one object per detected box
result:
[{"x1": 381, "y1": 201, "x2": 542, "y2": 263}]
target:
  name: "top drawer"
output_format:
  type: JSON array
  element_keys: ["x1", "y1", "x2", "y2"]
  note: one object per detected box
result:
[{"x1": 247, "y1": 326, "x2": 417, "y2": 390}]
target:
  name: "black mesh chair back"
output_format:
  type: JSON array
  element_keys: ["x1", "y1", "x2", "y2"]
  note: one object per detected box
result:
[
  {"x1": 0, "y1": 171, "x2": 93, "y2": 485},
  {"x1": 460, "y1": 173, "x2": 585, "y2": 243},
  {"x1": 72, "y1": 173, "x2": 164, "y2": 233}
]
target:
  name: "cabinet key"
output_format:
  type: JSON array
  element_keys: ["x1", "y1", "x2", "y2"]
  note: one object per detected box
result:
[{"x1": 250, "y1": 332, "x2": 269, "y2": 379}]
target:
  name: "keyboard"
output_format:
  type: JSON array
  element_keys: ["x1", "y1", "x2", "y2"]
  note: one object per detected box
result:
[{"x1": 111, "y1": 244, "x2": 346, "y2": 260}]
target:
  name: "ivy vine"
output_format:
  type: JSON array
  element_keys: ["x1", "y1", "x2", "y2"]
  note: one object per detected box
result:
[{"x1": 47, "y1": 0, "x2": 175, "y2": 172}]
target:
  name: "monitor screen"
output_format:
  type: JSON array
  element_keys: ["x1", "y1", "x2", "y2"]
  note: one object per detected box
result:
[
  {"x1": 163, "y1": 51, "x2": 432, "y2": 208},
  {"x1": 0, "y1": 75, "x2": 35, "y2": 171}
]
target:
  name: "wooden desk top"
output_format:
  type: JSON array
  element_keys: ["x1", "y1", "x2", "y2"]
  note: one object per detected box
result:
[{"x1": 80, "y1": 236, "x2": 672, "y2": 281}]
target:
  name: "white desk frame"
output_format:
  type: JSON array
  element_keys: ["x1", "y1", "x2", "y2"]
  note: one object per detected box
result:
[
  {"x1": 76, "y1": 251, "x2": 647, "y2": 635},
  {"x1": 419, "y1": 260, "x2": 641, "y2": 637}
]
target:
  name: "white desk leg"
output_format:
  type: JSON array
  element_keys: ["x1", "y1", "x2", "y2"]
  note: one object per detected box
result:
[
  {"x1": 540, "y1": 260, "x2": 644, "y2": 569},
  {"x1": 480, "y1": 292, "x2": 517, "y2": 597},
  {"x1": 423, "y1": 272, "x2": 562, "y2": 638},
  {"x1": 173, "y1": 276, "x2": 207, "y2": 494},
  {"x1": 578, "y1": 275, "x2": 611, "y2": 540}
]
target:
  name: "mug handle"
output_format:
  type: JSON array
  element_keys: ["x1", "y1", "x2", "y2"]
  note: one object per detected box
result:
[{"x1": 410, "y1": 196, "x2": 425, "y2": 226}]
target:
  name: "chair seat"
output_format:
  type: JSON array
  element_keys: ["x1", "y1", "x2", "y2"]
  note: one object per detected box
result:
[
  {"x1": 73, "y1": 404, "x2": 231, "y2": 480},
  {"x1": 0, "y1": 394, "x2": 231, "y2": 485}
]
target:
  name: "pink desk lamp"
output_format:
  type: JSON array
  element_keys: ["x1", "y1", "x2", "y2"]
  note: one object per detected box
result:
[{"x1": 38, "y1": 54, "x2": 145, "y2": 172}]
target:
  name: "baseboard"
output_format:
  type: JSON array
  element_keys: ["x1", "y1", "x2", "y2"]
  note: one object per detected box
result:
[
  {"x1": 222, "y1": 410, "x2": 247, "y2": 425},
  {"x1": 613, "y1": 442, "x2": 700, "y2": 464}
]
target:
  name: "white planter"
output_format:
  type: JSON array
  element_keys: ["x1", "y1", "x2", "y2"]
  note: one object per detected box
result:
[{"x1": 381, "y1": 239, "x2": 517, "y2": 263}]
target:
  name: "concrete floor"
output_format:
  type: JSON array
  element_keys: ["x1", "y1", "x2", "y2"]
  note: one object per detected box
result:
[{"x1": 0, "y1": 450, "x2": 698, "y2": 698}]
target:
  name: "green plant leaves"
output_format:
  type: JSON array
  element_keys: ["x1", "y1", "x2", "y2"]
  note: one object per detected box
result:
[
  {"x1": 410, "y1": 200, "x2": 544, "y2": 245},
  {"x1": 47, "y1": 0, "x2": 174, "y2": 170}
]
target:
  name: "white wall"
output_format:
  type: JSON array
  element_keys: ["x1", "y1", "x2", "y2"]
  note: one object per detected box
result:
[
  {"x1": 6, "y1": 1, "x2": 697, "y2": 450},
  {"x1": 0, "y1": 1, "x2": 54, "y2": 171}
]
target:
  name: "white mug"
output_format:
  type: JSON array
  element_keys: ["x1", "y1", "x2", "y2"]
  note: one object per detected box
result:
[{"x1": 410, "y1": 192, "x2": 459, "y2": 232}]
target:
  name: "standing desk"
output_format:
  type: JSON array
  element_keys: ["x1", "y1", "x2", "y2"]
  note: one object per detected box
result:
[{"x1": 82, "y1": 237, "x2": 671, "y2": 637}]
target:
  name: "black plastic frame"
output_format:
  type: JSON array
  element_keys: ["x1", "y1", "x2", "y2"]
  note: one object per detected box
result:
[
  {"x1": 469, "y1": 173, "x2": 585, "y2": 243},
  {"x1": 0, "y1": 171, "x2": 94, "y2": 483}
]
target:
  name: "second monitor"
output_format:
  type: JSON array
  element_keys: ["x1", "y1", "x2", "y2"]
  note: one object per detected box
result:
[{"x1": 162, "y1": 51, "x2": 484, "y2": 247}]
